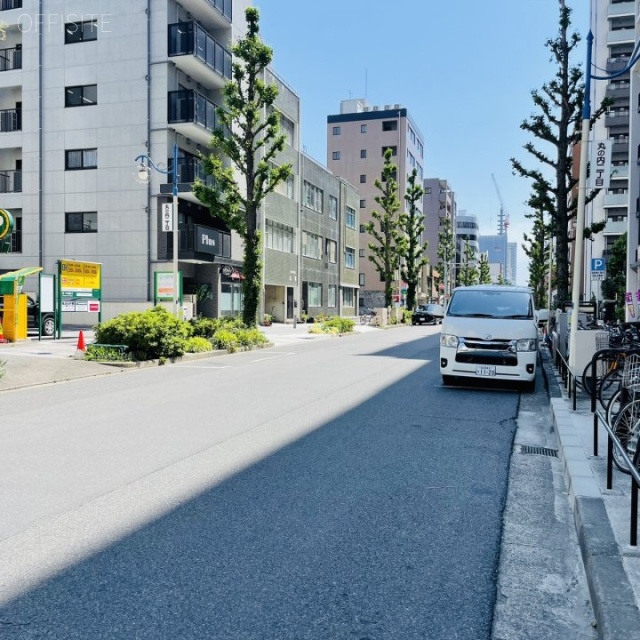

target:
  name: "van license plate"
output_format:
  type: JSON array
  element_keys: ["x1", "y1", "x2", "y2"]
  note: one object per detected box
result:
[{"x1": 476, "y1": 365, "x2": 496, "y2": 377}]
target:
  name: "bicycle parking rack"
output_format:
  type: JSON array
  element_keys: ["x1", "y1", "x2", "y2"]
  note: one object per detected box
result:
[{"x1": 587, "y1": 350, "x2": 640, "y2": 546}]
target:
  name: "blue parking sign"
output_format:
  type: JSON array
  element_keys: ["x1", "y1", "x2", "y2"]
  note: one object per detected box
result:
[{"x1": 591, "y1": 258, "x2": 605, "y2": 272}]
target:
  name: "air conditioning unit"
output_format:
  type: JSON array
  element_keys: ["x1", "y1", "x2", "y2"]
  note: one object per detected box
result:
[
  {"x1": 363, "y1": 106, "x2": 369, "y2": 111},
  {"x1": 394, "y1": 103, "x2": 401, "y2": 109},
  {"x1": 384, "y1": 105, "x2": 391, "y2": 110},
  {"x1": 372, "y1": 106, "x2": 379, "y2": 111}
]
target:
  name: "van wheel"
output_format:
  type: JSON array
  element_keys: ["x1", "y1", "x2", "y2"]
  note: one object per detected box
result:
[{"x1": 442, "y1": 375, "x2": 455, "y2": 386}]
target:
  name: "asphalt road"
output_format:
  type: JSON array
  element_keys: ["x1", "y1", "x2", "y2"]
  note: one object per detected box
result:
[{"x1": 0, "y1": 326, "x2": 589, "y2": 639}]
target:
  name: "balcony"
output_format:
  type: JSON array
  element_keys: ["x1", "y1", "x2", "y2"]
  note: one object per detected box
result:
[
  {"x1": 0, "y1": 46, "x2": 20, "y2": 71},
  {"x1": 612, "y1": 139, "x2": 629, "y2": 156},
  {"x1": 606, "y1": 57, "x2": 631, "y2": 74},
  {"x1": 0, "y1": 168, "x2": 20, "y2": 192},
  {"x1": 166, "y1": 223, "x2": 231, "y2": 264},
  {"x1": 174, "y1": 0, "x2": 231, "y2": 30},
  {"x1": 0, "y1": 0, "x2": 22, "y2": 10},
  {"x1": 608, "y1": 1, "x2": 634, "y2": 17},
  {"x1": 605, "y1": 109, "x2": 629, "y2": 128},
  {"x1": 168, "y1": 89, "x2": 220, "y2": 146},
  {"x1": 0, "y1": 107, "x2": 20, "y2": 132},
  {"x1": 603, "y1": 218, "x2": 627, "y2": 235},
  {"x1": 610, "y1": 163, "x2": 629, "y2": 179},
  {"x1": 603, "y1": 191, "x2": 628, "y2": 208},
  {"x1": 606, "y1": 85, "x2": 630, "y2": 104},
  {"x1": 607, "y1": 28, "x2": 635, "y2": 45},
  {"x1": 168, "y1": 21, "x2": 231, "y2": 89}
]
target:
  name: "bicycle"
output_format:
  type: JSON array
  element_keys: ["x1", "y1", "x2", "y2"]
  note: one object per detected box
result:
[{"x1": 360, "y1": 310, "x2": 377, "y2": 325}]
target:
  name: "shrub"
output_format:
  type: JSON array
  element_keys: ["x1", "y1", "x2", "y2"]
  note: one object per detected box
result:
[
  {"x1": 184, "y1": 336, "x2": 214, "y2": 353},
  {"x1": 94, "y1": 306, "x2": 191, "y2": 361},
  {"x1": 85, "y1": 344, "x2": 131, "y2": 362},
  {"x1": 402, "y1": 309, "x2": 412, "y2": 324},
  {"x1": 212, "y1": 329, "x2": 240, "y2": 353},
  {"x1": 322, "y1": 317, "x2": 355, "y2": 333},
  {"x1": 190, "y1": 316, "x2": 243, "y2": 339},
  {"x1": 235, "y1": 327, "x2": 269, "y2": 347}
]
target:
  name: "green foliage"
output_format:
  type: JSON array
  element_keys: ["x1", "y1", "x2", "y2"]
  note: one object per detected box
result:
[
  {"x1": 478, "y1": 254, "x2": 492, "y2": 285},
  {"x1": 193, "y1": 7, "x2": 292, "y2": 327},
  {"x1": 601, "y1": 232, "x2": 627, "y2": 321},
  {"x1": 365, "y1": 148, "x2": 402, "y2": 307},
  {"x1": 94, "y1": 306, "x2": 190, "y2": 361},
  {"x1": 184, "y1": 336, "x2": 214, "y2": 353},
  {"x1": 437, "y1": 215, "x2": 456, "y2": 297},
  {"x1": 321, "y1": 317, "x2": 355, "y2": 333},
  {"x1": 84, "y1": 344, "x2": 131, "y2": 362},
  {"x1": 189, "y1": 316, "x2": 244, "y2": 338},
  {"x1": 402, "y1": 309, "x2": 413, "y2": 324},
  {"x1": 458, "y1": 239, "x2": 478, "y2": 286},
  {"x1": 399, "y1": 169, "x2": 428, "y2": 310},
  {"x1": 522, "y1": 204, "x2": 551, "y2": 308},
  {"x1": 212, "y1": 329, "x2": 240, "y2": 352},
  {"x1": 235, "y1": 326, "x2": 269, "y2": 347}
]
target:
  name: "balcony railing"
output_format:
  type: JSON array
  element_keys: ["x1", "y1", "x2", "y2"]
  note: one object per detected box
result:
[
  {"x1": 0, "y1": 0, "x2": 22, "y2": 10},
  {"x1": 0, "y1": 46, "x2": 21, "y2": 71},
  {"x1": 169, "y1": 154, "x2": 215, "y2": 187},
  {"x1": 0, "y1": 169, "x2": 21, "y2": 192},
  {"x1": 168, "y1": 89, "x2": 220, "y2": 134},
  {"x1": 168, "y1": 21, "x2": 231, "y2": 81},
  {"x1": 0, "y1": 108, "x2": 20, "y2": 132},
  {"x1": 206, "y1": 0, "x2": 232, "y2": 21}
]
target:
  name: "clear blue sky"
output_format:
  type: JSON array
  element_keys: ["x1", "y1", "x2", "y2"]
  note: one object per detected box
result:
[{"x1": 257, "y1": 0, "x2": 590, "y2": 286}]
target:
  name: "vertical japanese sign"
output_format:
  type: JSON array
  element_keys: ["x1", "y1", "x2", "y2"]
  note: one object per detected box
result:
[
  {"x1": 626, "y1": 291, "x2": 636, "y2": 319},
  {"x1": 588, "y1": 140, "x2": 612, "y2": 190}
]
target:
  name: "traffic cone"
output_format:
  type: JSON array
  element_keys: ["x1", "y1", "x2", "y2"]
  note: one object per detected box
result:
[
  {"x1": 0, "y1": 321, "x2": 6, "y2": 344},
  {"x1": 73, "y1": 330, "x2": 86, "y2": 359}
]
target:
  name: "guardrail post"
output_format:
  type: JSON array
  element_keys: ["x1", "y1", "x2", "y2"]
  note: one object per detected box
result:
[{"x1": 631, "y1": 478, "x2": 638, "y2": 547}]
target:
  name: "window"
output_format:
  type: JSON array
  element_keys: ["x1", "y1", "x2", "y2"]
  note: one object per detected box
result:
[
  {"x1": 345, "y1": 246, "x2": 356, "y2": 269},
  {"x1": 65, "y1": 84, "x2": 97, "y2": 107},
  {"x1": 425, "y1": 186, "x2": 432, "y2": 194},
  {"x1": 66, "y1": 211, "x2": 97, "y2": 233},
  {"x1": 65, "y1": 148, "x2": 97, "y2": 170},
  {"x1": 303, "y1": 180, "x2": 323, "y2": 213},
  {"x1": 361, "y1": 124, "x2": 367, "y2": 133},
  {"x1": 328, "y1": 285, "x2": 337, "y2": 308},
  {"x1": 382, "y1": 145, "x2": 397, "y2": 156},
  {"x1": 265, "y1": 219, "x2": 294, "y2": 253},
  {"x1": 274, "y1": 167, "x2": 294, "y2": 198},
  {"x1": 65, "y1": 20, "x2": 98, "y2": 43},
  {"x1": 359, "y1": 200, "x2": 366, "y2": 209},
  {"x1": 346, "y1": 206, "x2": 356, "y2": 228},
  {"x1": 359, "y1": 174, "x2": 366, "y2": 183},
  {"x1": 9, "y1": 215, "x2": 21, "y2": 252},
  {"x1": 308, "y1": 283, "x2": 322, "y2": 307},
  {"x1": 343, "y1": 287, "x2": 355, "y2": 307},
  {"x1": 359, "y1": 224, "x2": 366, "y2": 233},
  {"x1": 326, "y1": 239, "x2": 337, "y2": 263},
  {"x1": 329, "y1": 195, "x2": 338, "y2": 220},
  {"x1": 302, "y1": 230, "x2": 322, "y2": 259},
  {"x1": 359, "y1": 249, "x2": 365, "y2": 258},
  {"x1": 332, "y1": 151, "x2": 340, "y2": 160},
  {"x1": 279, "y1": 114, "x2": 294, "y2": 146},
  {"x1": 360, "y1": 149, "x2": 367, "y2": 159},
  {"x1": 382, "y1": 120, "x2": 398, "y2": 132},
  {"x1": 359, "y1": 273, "x2": 365, "y2": 287},
  {"x1": 332, "y1": 126, "x2": 341, "y2": 135}
]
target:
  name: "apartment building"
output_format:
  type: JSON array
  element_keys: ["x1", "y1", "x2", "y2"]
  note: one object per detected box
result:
[
  {"x1": 589, "y1": 0, "x2": 632, "y2": 306},
  {"x1": 327, "y1": 98, "x2": 425, "y2": 310},
  {"x1": 422, "y1": 178, "x2": 456, "y2": 301},
  {"x1": 455, "y1": 211, "x2": 479, "y2": 284}
]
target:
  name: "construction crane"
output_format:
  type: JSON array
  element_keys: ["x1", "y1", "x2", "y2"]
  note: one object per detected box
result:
[{"x1": 491, "y1": 173, "x2": 509, "y2": 235}]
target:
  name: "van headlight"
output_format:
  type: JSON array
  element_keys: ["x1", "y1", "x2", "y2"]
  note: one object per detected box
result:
[
  {"x1": 440, "y1": 334, "x2": 459, "y2": 348},
  {"x1": 515, "y1": 339, "x2": 537, "y2": 352}
]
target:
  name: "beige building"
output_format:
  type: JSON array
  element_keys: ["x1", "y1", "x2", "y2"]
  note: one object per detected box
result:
[{"x1": 326, "y1": 99, "x2": 425, "y2": 309}]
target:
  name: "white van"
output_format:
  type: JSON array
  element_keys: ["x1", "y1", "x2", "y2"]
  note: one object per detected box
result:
[{"x1": 439, "y1": 285, "x2": 539, "y2": 390}]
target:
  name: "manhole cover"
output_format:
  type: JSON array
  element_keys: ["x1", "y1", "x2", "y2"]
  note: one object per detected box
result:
[{"x1": 520, "y1": 445, "x2": 558, "y2": 457}]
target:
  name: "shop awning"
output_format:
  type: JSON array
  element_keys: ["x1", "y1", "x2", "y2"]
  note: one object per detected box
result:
[{"x1": 0, "y1": 266, "x2": 43, "y2": 295}]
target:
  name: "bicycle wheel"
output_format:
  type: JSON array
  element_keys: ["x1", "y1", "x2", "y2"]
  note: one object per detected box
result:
[
  {"x1": 610, "y1": 399, "x2": 640, "y2": 474},
  {"x1": 598, "y1": 367, "x2": 623, "y2": 414},
  {"x1": 606, "y1": 388, "x2": 623, "y2": 430},
  {"x1": 360, "y1": 315, "x2": 367, "y2": 325}
]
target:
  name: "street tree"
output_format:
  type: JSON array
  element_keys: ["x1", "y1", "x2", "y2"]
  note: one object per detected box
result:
[
  {"x1": 193, "y1": 8, "x2": 292, "y2": 326},
  {"x1": 511, "y1": 0, "x2": 608, "y2": 307},
  {"x1": 478, "y1": 254, "x2": 492, "y2": 285},
  {"x1": 601, "y1": 232, "x2": 627, "y2": 322},
  {"x1": 522, "y1": 209, "x2": 551, "y2": 308},
  {"x1": 458, "y1": 239, "x2": 478, "y2": 286},
  {"x1": 365, "y1": 148, "x2": 402, "y2": 307},
  {"x1": 399, "y1": 169, "x2": 428, "y2": 310},
  {"x1": 437, "y1": 214, "x2": 456, "y2": 300}
]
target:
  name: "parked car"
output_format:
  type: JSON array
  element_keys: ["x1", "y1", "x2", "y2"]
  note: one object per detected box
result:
[
  {"x1": 439, "y1": 285, "x2": 538, "y2": 391},
  {"x1": 411, "y1": 303, "x2": 444, "y2": 325},
  {"x1": 0, "y1": 294, "x2": 55, "y2": 337}
]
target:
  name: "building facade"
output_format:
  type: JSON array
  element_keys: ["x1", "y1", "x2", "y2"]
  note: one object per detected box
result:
[{"x1": 326, "y1": 98, "x2": 425, "y2": 310}]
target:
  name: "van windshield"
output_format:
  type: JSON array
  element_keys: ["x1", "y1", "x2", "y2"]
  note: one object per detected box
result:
[{"x1": 447, "y1": 290, "x2": 533, "y2": 320}]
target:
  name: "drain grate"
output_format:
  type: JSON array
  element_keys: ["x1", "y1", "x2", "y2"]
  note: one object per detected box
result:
[{"x1": 520, "y1": 445, "x2": 558, "y2": 457}]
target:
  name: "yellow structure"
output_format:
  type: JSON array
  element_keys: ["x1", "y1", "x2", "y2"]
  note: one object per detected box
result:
[{"x1": 0, "y1": 266, "x2": 43, "y2": 342}]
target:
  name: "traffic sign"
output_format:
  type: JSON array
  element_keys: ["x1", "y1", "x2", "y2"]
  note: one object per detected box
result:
[{"x1": 591, "y1": 258, "x2": 605, "y2": 272}]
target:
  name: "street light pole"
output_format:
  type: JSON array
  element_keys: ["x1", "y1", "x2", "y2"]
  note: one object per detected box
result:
[{"x1": 135, "y1": 142, "x2": 180, "y2": 318}]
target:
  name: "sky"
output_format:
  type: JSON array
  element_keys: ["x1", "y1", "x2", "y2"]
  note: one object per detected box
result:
[{"x1": 256, "y1": 0, "x2": 591, "y2": 286}]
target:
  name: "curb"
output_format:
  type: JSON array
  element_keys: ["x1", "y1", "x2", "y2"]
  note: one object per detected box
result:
[{"x1": 540, "y1": 348, "x2": 640, "y2": 639}]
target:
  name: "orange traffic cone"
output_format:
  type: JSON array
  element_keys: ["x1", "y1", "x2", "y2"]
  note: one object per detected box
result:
[{"x1": 77, "y1": 330, "x2": 86, "y2": 351}]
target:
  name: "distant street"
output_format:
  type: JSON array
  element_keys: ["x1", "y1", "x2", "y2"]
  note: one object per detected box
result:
[{"x1": 0, "y1": 326, "x2": 564, "y2": 638}]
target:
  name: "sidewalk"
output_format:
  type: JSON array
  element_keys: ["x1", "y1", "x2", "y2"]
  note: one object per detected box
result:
[{"x1": 542, "y1": 348, "x2": 640, "y2": 639}]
